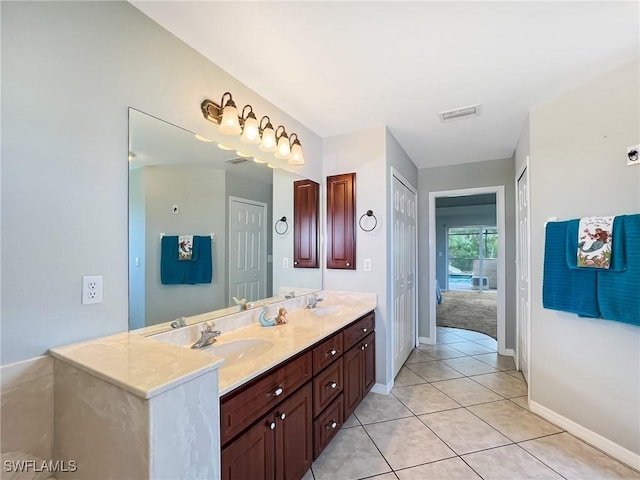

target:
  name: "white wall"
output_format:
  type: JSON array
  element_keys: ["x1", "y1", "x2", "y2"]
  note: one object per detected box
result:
[
  {"x1": 527, "y1": 59, "x2": 640, "y2": 459},
  {"x1": 418, "y1": 158, "x2": 517, "y2": 349},
  {"x1": 1, "y1": 1, "x2": 323, "y2": 364}
]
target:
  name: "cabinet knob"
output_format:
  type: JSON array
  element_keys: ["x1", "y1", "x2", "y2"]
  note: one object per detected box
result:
[
  {"x1": 294, "y1": 261, "x2": 298, "y2": 265},
  {"x1": 326, "y1": 421, "x2": 337, "y2": 430},
  {"x1": 361, "y1": 345, "x2": 365, "y2": 351},
  {"x1": 326, "y1": 348, "x2": 337, "y2": 357},
  {"x1": 362, "y1": 328, "x2": 368, "y2": 333},
  {"x1": 279, "y1": 412, "x2": 286, "y2": 420},
  {"x1": 346, "y1": 262, "x2": 350, "y2": 267},
  {"x1": 327, "y1": 382, "x2": 337, "y2": 389},
  {"x1": 268, "y1": 421, "x2": 276, "y2": 430},
  {"x1": 364, "y1": 343, "x2": 369, "y2": 349},
  {"x1": 268, "y1": 386, "x2": 284, "y2": 397}
]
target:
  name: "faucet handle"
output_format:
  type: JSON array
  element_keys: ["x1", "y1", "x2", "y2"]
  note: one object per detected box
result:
[{"x1": 204, "y1": 320, "x2": 216, "y2": 332}]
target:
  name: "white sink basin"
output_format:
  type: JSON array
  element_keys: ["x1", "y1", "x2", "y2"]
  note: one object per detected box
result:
[
  {"x1": 311, "y1": 305, "x2": 343, "y2": 317},
  {"x1": 202, "y1": 338, "x2": 273, "y2": 366}
]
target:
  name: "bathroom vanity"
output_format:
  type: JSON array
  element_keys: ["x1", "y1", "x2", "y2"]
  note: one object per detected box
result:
[{"x1": 219, "y1": 309, "x2": 375, "y2": 480}]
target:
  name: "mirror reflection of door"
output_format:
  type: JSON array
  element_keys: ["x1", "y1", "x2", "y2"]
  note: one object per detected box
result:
[{"x1": 229, "y1": 197, "x2": 267, "y2": 303}]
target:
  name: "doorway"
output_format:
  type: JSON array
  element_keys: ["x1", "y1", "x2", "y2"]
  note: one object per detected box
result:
[
  {"x1": 428, "y1": 186, "x2": 507, "y2": 354},
  {"x1": 228, "y1": 196, "x2": 267, "y2": 305},
  {"x1": 516, "y1": 160, "x2": 531, "y2": 384}
]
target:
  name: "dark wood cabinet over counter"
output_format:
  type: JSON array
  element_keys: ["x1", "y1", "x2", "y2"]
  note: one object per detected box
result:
[
  {"x1": 220, "y1": 310, "x2": 375, "y2": 480},
  {"x1": 293, "y1": 179, "x2": 320, "y2": 269},
  {"x1": 326, "y1": 173, "x2": 356, "y2": 270}
]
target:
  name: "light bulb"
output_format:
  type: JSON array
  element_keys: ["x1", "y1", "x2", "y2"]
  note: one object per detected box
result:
[
  {"x1": 219, "y1": 103, "x2": 242, "y2": 135},
  {"x1": 289, "y1": 141, "x2": 304, "y2": 165},
  {"x1": 240, "y1": 115, "x2": 260, "y2": 144},
  {"x1": 259, "y1": 125, "x2": 277, "y2": 152},
  {"x1": 275, "y1": 134, "x2": 290, "y2": 160}
]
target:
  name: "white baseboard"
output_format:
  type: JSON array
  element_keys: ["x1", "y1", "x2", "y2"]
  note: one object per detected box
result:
[
  {"x1": 371, "y1": 380, "x2": 393, "y2": 395},
  {"x1": 529, "y1": 400, "x2": 640, "y2": 472},
  {"x1": 418, "y1": 336, "x2": 434, "y2": 345},
  {"x1": 500, "y1": 348, "x2": 515, "y2": 357}
]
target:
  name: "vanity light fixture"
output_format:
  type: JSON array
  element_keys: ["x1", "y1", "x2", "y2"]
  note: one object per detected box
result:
[
  {"x1": 258, "y1": 116, "x2": 277, "y2": 152},
  {"x1": 240, "y1": 105, "x2": 260, "y2": 144},
  {"x1": 200, "y1": 92, "x2": 242, "y2": 136},
  {"x1": 289, "y1": 133, "x2": 304, "y2": 165},
  {"x1": 274, "y1": 125, "x2": 291, "y2": 160}
]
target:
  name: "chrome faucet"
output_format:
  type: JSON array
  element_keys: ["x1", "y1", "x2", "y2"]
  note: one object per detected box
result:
[
  {"x1": 170, "y1": 317, "x2": 186, "y2": 329},
  {"x1": 191, "y1": 321, "x2": 221, "y2": 349},
  {"x1": 306, "y1": 294, "x2": 324, "y2": 309},
  {"x1": 284, "y1": 291, "x2": 296, "y2": 299}
]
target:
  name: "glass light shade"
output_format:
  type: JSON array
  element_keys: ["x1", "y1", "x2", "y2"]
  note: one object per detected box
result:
[
  {"x1": 289, "y1": 141, "x2": 304, "y2": 165},
  {"x1": 259, "y1": 126, "x2": 277, "y2": 152},
  {"x1": 275, "y1": 135, "x2": 291, "y2": 159},
  {"x1": 240, "y1": 116, "x2": 260, "y2": 144},
  {"x1": 219, "y1": 104, "x2": 242, "y2": 135}
]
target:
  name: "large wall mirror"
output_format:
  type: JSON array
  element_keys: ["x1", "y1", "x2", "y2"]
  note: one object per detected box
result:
[{"x1": 128, "y1": 108, "x2": 322, "y2": 332}]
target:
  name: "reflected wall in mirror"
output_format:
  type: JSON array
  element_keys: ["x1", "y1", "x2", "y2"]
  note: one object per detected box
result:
[{"x1": 128, "y1": 109, "x2": 322, "y2": 331}]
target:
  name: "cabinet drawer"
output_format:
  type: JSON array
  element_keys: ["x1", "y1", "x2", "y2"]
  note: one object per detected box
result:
[
  {"x1": 312, "y1": 332, "x2": 343, "y2": 374},
  {"x1": 343, "y1": 312, "x2": 375, "y2": 350},
  {"x1": 312, "y1": 357, "x2": 343, "y2": 417},
  {"x1": 221, "y1": 352, "x2": 312, "y2": 446},
  {"x1": 313, "y1": 394, "x2": 344, "y2": 459}
]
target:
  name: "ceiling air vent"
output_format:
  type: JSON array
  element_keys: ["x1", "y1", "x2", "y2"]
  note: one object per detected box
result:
[{"x1": 439, "y1": 104, "x2": 481, "y2": 122}]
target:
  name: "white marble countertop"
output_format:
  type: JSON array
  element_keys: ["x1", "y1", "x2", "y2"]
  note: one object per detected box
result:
[
  {"x1": 49, "y1": 332, "x2": 224, "y2": 399},
  {"x1": 187, "y1": 293, "x2": 377, "y2": 396}
]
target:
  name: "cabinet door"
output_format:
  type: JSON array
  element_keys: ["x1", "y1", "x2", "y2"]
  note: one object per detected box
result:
[
  {"x1": 343, "y1": 345, "x2": 363, "y2": 419},
  {"x1": 275, "y1": 383, "x2": 313, "y2": 480},
  {"x1": 293, "y1": 179, "x2": 319, "y2": 268},
  {"x1": 326, "y1": 173, "x2": 356, "y2": 269},
  {"x1": 363, "y1": 332, "x2": 376, "y2": 394},
  {"x1": 222, "y1": 413, "x2": 276, "y2": 480}
]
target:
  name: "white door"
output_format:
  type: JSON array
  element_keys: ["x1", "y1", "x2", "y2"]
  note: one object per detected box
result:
[
  {"x1": 392, "y1": 175, "x2": 417, "y2": 377},
  {"x1": 517, "y1": 166, "x2": 530, "y2": 382},
  {"x1": 229, "y1": 197, "x2": 267, "y2": 304}
]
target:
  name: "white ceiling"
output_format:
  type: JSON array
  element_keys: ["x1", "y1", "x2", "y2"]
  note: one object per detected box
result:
[{"x1": 131, "y1": 1, "x2": 639, "y2": 169}]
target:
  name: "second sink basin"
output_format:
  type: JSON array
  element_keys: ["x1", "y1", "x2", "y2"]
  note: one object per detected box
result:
[{"x1": 203, "y1": 338, "x2": 274, "y2": 367}]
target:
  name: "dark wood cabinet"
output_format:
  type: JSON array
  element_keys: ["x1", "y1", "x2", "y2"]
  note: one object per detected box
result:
[
  {"x1": 326, "y1": 173, "x2": 356, "y2": 270},
  {"x1": 293, "y1": 179, "x2": 319, "y2": 269},
  {"x1": 221, "y1": 311, "x2": 375, "y2": 479},
  {"x1": 343, "y1": 331, "x2": 376, "y2": 420}
]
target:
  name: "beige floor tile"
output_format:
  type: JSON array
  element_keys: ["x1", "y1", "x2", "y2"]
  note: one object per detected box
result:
[
  {"x1": 406, "y1": 361, "x2": 465, "y2": 382},
  {"x1": 473, "y1": 337, "x2": 498, "y2": 350},
  {"x1": 355, "y1": 392, "x2": 413, "y2": 425},
  {"x1": 472, "y1": 352, "x2": 516, "y2": 370},
  {"x1": 370, "y1": 473, "x2": 399, "y2": 480},
  {"x1": 342, "y1": 413, "x2": 360, "y2": 428},
  {"x1": 365, "y1": 417, "x2": 455, "y2": 470},
  {"x1": 520, "y1": 433, "x2": 640, "y2": 479},
  {"x1": 394, "y1": 366, "x2": 427, "y2": 387},
  {"x1": 416, "y1": 344, "x2": 467, "y2": 360},
  {"x1": 419, "y1": 408, "x2": 511, "y2": 455},
  {"x1": 443, "y1": 356, "x2": 499, "y2": 376},
  {"x1": 448, "y1": 341, "x2": 495, "y2": 355},
  {"x1": 504, "y1": 369, "x2": 526, "y2": 381},
  {"x1": 510, "y1": 395, "x2": 529, "y2": 410},
  {"x1": 449, "y1": 329, "x2": 492, "y2": 341},
  {"x1": 431, "y1": 377, "x2": 503, "y2": 406},
  {"x1": 436, "y1": 332, "x2": 467, "y2": 344},
  {"x1": 471, "y1": 372, "x2": 528, "y2": 398},
  {"x1": 468, "y1": 400, "x2": 562, "y2": 442},
  {"x1": 405, "y1": 349, "x2": 436, "y2": 364},
  {"x1": 312, "y1": 426, "x2": 391, "y2": 480},
  {"x1": 396, "y1": 457, "x2": 482, "y2": 480},
  {"x1": 392, "y1": 384, "x2": 461, "y2": 415},
  {"x1": 462, "y1": 444, "x2": 564, "y2": 479},
  {"x1": 302, "y1": 468, "x2": 314, "y2": 480}
]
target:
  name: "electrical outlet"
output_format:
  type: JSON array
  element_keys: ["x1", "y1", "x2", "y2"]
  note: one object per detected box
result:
[
  {"x1": 82, "y1": 275, "x2": 103, "y2": 305},
  {"x1": 364, "y1": 259, "x2": 372, "y2": 272}
]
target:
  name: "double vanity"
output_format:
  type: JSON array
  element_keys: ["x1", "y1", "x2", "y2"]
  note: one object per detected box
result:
[{"x1": 49, "y1": 291, "x2": 376, "y2": 479}]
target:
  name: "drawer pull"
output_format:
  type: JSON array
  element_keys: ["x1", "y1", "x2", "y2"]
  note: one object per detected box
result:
[
  {"x1": 268, "y1": 421, "x2": 276, "y2": 430},
  {"x1": 268, "y1": 386, "x2": 284, "y2": 397},
  {"x1": 326, "y1": 420, "x2": 338, "y2": 430},
  {"x1": 364, "y1": 343, "x2": 368, "y2": 349},
  {"x1": 362, "y1": 328, "x2": 368, "y2": 333},
  {"x1": 279, "y1": 412, "x2": 286, "y2": 420},
  {"x1": 326, "y1": 348, "x2": 338, "y2": 357},
  {"x1": 327, "y1": 382, "x2": 337, "y2": 389}
]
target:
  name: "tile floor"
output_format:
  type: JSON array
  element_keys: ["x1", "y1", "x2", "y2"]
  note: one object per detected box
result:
[{"x1": 303, "y1": 327, "x2": 640, "y2": 480}]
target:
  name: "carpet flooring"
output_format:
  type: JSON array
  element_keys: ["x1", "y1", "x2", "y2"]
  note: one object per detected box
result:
[{"x1": 436, "y1": 290, "x2": 497, "y2": 339}]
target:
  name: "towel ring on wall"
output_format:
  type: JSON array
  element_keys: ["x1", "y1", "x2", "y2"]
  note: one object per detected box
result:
[
  {"x1": 275, "y1": 216, "x2": 289, "y2": 235},
  {"x1": 359, "y1": 210, "x2": 378, "y2": 232}
]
